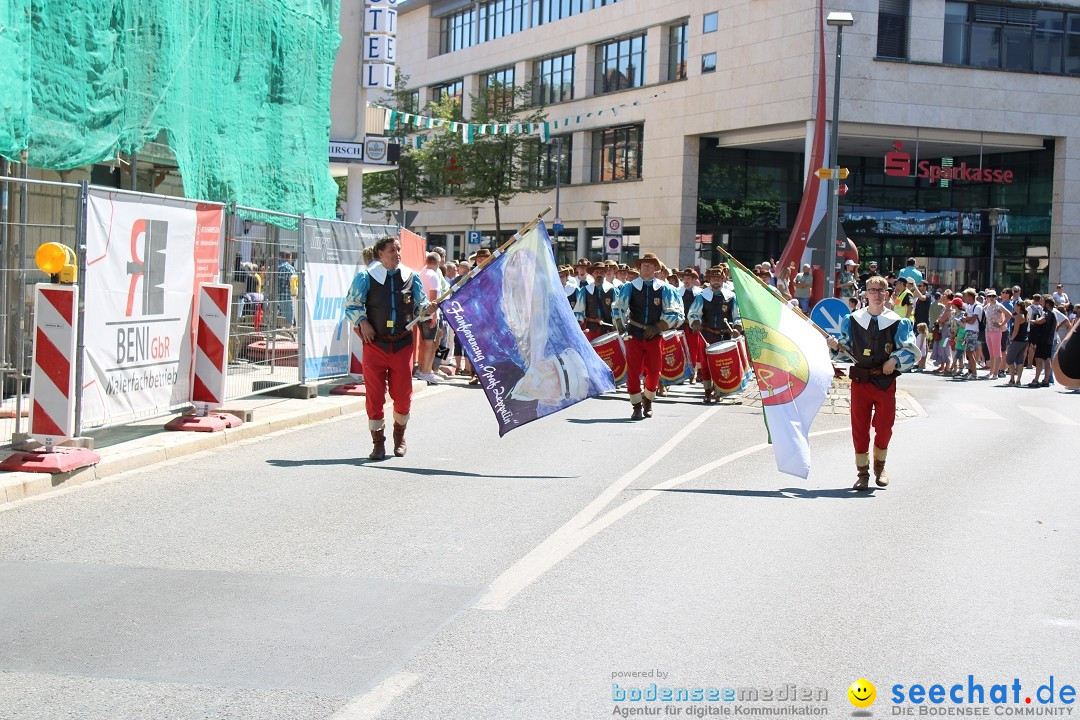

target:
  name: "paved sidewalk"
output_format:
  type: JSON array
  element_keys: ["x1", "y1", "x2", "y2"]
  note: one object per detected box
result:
[{"x1": 0, "y1": 380, "x2": 428, "y2": 506}]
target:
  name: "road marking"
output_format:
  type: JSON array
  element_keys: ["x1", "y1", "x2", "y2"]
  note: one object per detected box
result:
[
  {"x1": 474, "y1": 405, "x2": 723, "y2": 611},
  {"x1": 332, "y1": 671, "x2": 420, "y2": 720},
  {"x1": 475, "y1": 417, "x2": 849, "y2": 611},
  {"x1": 953, "y1": 402, "x2": 1004, "y2": 421},
  {"x1": 1018, "y1": 405, "x2": 1079, "y2": 426}
]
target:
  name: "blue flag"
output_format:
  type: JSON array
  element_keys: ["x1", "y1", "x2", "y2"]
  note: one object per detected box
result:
[{"x1": 445, "y1": 220, "x2": 615, "y2": 435}]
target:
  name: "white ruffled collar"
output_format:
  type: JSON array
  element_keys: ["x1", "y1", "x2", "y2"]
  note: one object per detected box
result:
[{"x1": 368, "y1": 263, "x2": 414, "y2": 285}]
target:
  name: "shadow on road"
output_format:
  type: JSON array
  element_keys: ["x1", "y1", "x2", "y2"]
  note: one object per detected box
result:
[
  {"x1": 567, "y1": 418, "x2": 632, "y2": 424},
  {"x1": 265, "y1": 458, "x2": 574, "y2": 479},
  {"x1": 656, "y1": 487, "x2": 879, "y2": 499}
]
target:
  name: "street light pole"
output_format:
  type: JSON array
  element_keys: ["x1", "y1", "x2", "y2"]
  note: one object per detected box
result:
[
  {"x1": 825, "y1": 11, "x2": 853, "y2": 300},
  {"x1": 984, "y1": 207, "x2": 1008, "y2": 289}
]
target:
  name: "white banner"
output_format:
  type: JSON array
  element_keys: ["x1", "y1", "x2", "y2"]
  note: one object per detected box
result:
[{"x1": 82, "y1": 190, "x2": 223, "y2": 427}]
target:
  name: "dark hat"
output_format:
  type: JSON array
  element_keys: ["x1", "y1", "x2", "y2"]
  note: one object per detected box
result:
[
  {"x1": 589, "y1": 262, "x2": 606, "y2": 273},
  {"x1": 635, "y1": 253, "x2": 662, "y2": 269},
  {"x1": 475, "y1": 248, "x2": 492, "y2": 259},
  {"x1": 705, "y1": 266, "x2": 723, "y2": 278},
  {"x1": 576, "y1": 258, "x2": 590, "y2": 266},
  {"x1": 617, "y1": 263, "x2": 629, "y2": 271},
  {"x1": 681, "y1": 266, "x2": 698, "y2": 277}
]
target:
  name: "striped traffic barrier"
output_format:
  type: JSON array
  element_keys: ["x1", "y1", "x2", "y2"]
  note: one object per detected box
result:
[
  {"x1": 165, "y1": 283, "x2": 243, "y2": 432},
  {"x1": 1, "y1": 284, "x2": 100, "y2": 473}
]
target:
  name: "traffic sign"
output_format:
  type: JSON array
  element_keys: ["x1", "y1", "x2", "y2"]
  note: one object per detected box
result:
[
  {"x1": 552, "y1": 217, "x2": 563, "y2": 232},
  {"x1": 604, "y1": 235, "x2": 622, "y2": 255},
  {"x1": 810, "y1": 297, "x2": 850, "y2": 338},
  {"x1": 814, "y1": 167, "x2": 850, "y2": 180},
  {"x1": 606, "y1": 216, "x2": 623, "y2": 236},
  {"x1": 466, "y1": 230, "x2": 482, "y2": 247}
]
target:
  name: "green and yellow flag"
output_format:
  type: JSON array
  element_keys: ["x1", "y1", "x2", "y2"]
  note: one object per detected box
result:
[{"x1": 729, "y1": 262, "x2": 833, "y2": 478}]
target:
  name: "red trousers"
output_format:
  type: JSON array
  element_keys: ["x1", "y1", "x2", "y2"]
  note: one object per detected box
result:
[
  {"x1": 626, "y1": 336, "x2": 662, "y2": 396},
  {"x1": 685, "y1": 330, "x2": 704, "y2": 369},
  {"x1": 362, "y1": 340, "x2": 415, "y2": 421},
  {"x1": 850, "y1": 380, "x2": 896, "y2": 454}
]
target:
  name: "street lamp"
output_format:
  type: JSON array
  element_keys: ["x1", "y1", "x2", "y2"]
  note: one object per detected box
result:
[
  {"x1": 594, "y1": 200, "x2": 616, "y2": 262},
  {"x1": 467, "y1": 205, "x2": 480, "y2": 231},
  {"x1": 982, "y1": 207, "x2": 1009, "y2": 289},
  {"x1": 550, "y1": 136, "x2": 563, "y2": 235},
  {"x1": 825, "y1": 10, "x2": 854, "y2": 300}
]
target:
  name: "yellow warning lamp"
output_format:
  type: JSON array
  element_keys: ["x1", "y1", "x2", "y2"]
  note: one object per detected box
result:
[{"x1": 35, "y1": 242, "x2": 78, "y2": 284}]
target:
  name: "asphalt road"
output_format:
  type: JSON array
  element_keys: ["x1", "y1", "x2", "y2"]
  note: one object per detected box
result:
[{"x1": 0, "y1": 371, "x2": 1077, "y2": 719}]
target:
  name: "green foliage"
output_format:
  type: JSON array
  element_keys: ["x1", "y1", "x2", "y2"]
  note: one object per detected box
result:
[{"x1": 697, "y1": 162, "x2": 782, "y2": 228}]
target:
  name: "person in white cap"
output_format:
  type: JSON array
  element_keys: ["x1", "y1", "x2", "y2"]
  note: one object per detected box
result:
[{"x1": 838, "y1": 259, "x2": 859, "y2": 300}]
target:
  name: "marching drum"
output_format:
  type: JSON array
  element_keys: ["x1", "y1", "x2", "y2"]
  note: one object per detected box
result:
[
  {"x1": 659, "y1": 330, "x2": 693, "y2": 385},
  {"x1": 590, "y1": 332, "x2": 628, "y2": 385},
  {"x1": 705, "y1": 340, "x2": 747, "y2": 395}
]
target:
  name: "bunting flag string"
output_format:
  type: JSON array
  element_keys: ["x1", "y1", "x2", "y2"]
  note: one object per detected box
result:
[{"x1": 371, "y1": 100, "x2": 640, "y2": 146}]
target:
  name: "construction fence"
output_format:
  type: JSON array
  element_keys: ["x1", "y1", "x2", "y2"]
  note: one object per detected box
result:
[{"x1": 1, "y1": 169, "x2": 395, "y2": 446}]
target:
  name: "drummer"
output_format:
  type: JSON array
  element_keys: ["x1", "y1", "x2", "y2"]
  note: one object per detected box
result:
[
  {"x1": 575, "y1": 261, "x2": 616, "y2": 340},
  {"x1": 612, "y1": 253, "x2": 684, "y2": 420},
  {"x1": 688, "y1": 266, "x2": 740, "y2": 403},
  {"x1": 680, "y1": 267, "x2": 704, "y2": 382}
]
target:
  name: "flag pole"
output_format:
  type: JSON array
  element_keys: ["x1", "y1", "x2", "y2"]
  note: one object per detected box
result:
[
  {"x1": 715, "y1": 245, "x2": 856, "y2": 361},
  {"x1": 406, "y1": 206, "x2": 552, "y2": 330}
]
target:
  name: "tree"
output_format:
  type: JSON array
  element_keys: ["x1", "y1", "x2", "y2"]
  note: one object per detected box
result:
[
  {"x1": 424, "y1": 81, "x2": 549, "y2": 240},
  {"x1": 359, "y1": 74, "x2": 435, "y2": 228}
]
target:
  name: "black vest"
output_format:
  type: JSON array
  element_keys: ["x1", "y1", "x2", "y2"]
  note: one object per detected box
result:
[
  {"x1": 584, "y1": 285, "x2": 613, "y2": 324},
  {"x1": 850, "y1": 313, "x2": 896, "y2": 389},
  {"x1": 366, "y1": 269, "x2": 416, "y2": 352},
  {"x1": 700, "y1": 291, "x2": 735, "y2": 333},
  {"x1": 680, "y1": 290, "x2": 697, "y2": 328},
  {"x1": 628, "y1": 281, "x2": 661, "y2": 339}
]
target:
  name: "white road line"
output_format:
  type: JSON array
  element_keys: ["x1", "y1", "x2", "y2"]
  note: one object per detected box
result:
[
  {"x1": 953, "y1": 402, "x2": 1005, "y2": 421},
  {"x1": 332, "y1": 671, "x2": 421, "y2": 720},
  {"x1": 475, "y1": 416, "x2": 851, "y2": 612},
  {"x1": 1018, "y1": 405, "x2": 1079, "y2": 426}
]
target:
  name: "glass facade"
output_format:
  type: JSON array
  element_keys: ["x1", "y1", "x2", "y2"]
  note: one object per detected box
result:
[
  {"x1": 942, "y1": 2, "x2": 1080, "y2": 75},
  {"x1": 439, "y1": 0, "x2": 621, "y2": 55},
  {"x1": 595, "y1": 34, "x2": 647, "y2": 94},
  {"x1": 533, "y1": 52, "x2": 575, "y2": 105},
  {"x1": 592, "y1": 124, "x2": 644, "y2": 182},
  {"x1": 876, "y1": 0, "x2": 910, "y2": 60},
  {"x1": 482, "y1": 66, "x2": 516, "y2": 113},
  {"x1": 431, "y1": 79, "x2": 465, "y2": 106},
  {"x1": 524, "y1": 135, "x2": 572, "y2": 188},
  {"x1": 696, "y1": 142, "x2": 1056, "y2": 294}
]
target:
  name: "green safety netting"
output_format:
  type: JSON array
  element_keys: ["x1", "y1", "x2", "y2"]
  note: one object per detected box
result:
[{"x1": 0, "y1": 0, "x2": 340, "y2": 220}]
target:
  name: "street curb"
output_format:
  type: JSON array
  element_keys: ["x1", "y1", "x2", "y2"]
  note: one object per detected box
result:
[{"x1": 0, "y1": 379, "x2": 431, "y2": 507}]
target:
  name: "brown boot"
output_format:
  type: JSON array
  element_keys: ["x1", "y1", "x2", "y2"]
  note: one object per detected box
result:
[
  {"x1": 630, "y1": 402, "x2": 643, "y2": 420},
  {"x1": 874, "y1": 460, "x2": 889, "y2": 486},
  {"x1": 642, "y1": 396, "x2": 653, "y2": 418},
  {"x1": 853, "y1": 466, "x2": 870, "y2": 491},
  {"x1": 392, "y1": 423, "x2": 407, "y2": 457},
  {"x1": 368, "y1": 430, "x2": 387, "y2": 461},
  {"x1": 703, "y1": 387, "x2": 714, "y2": 404}
]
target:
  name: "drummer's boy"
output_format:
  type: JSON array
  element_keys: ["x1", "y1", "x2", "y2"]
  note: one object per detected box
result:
[{"x1": 687, "y1": 266, "x2": 740, "y2": 403}]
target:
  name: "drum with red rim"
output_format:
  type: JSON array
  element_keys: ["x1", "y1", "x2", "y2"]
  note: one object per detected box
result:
[
  {"x1": 705, "y1": 340, "x2": 747, "y2": 395},
  {"x1": 659, "y1": 330, "x2": 693, "y2": 385},
  {"x1": 736, "y1": 334, "x2": 753, "y2": 381},
  {"x1": 590, "y1": 332, "x2": 627, "y2": 385}
]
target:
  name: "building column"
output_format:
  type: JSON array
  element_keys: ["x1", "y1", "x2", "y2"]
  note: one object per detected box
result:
[
  {"x1": 576, "y1": 222, "x2": 588, "y2": 261},
  {"x1": 1052, "y1": 135, "x2": 1080, "y2": 298},
  {"x1": 678, "y1": 135, "x2": 701, "y2": 268},
  {"x1": 645, "y1": 25, "x2": 664, "y2": 86}
]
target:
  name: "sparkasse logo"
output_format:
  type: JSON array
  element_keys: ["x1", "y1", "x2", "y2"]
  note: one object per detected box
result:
[{"x1": 883, "y1": 141, "x2": 1015, "y2": 185}]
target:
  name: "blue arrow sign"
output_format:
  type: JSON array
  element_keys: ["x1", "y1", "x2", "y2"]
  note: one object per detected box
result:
[{"x1": 810, "y1": 297, "x2": 851, "y2": 338}]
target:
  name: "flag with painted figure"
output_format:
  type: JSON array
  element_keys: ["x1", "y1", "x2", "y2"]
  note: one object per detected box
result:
[
  {"x1": 728, "y1": 261, "x2": 833, "y2": 478},
  {"x1": 444, "y1": 219, "x2": 615, "y2": 435}
]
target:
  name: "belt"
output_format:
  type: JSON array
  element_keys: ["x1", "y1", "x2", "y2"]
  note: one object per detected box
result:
[{"x1": 374, "y1": 329, "x2": 412, "y2": 343}]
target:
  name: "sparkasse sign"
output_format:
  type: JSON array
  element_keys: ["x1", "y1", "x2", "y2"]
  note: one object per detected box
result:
[{"x1": 884, "y1": 141, "x2": 1014, "y2": 185}]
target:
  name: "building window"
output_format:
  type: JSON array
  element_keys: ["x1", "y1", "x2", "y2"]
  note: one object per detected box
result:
[
  {"x1": 532, "y1": 0, "x2": 619, "y2": 24},
  {"x1": 668, "y1": 23, "x2": 688, "y2": 81},
  {"x1": 876, "y1": 0, "x2": 910, "y2": 59},
  {"x1": 702, "y1": 52, "x2": 717, "y2": 73},
  {"x1": 595, "y1": 34, "x2": 647, "y2": 94},
  {"x1": 704, "y1": 12, "x2": 718, "y2": 34},
  {"x1": 525, "y1": 135, "x2": 572, "y2": 188},
  {"x1": 941, "y1": 2, "x2": 1080, "y2": 75},
  {"x1": 479, "y1": 0, "x2": 530, "y2": 43},
  {"x1": 482, "y1": 66, "x2": 516, "y2": 113},
  {"x1": 440, "y1": 7, "x2": 476, "y2": 54},
  {"x1": 534, "y1": 51, "x2": 575, "y2": 104},
  {"x1": 405, "y1": 90, "x2": 421, "y2": 114},
  {"x1": 432, "y1": 79, "x2": 465, "y2": 108},
  {"x1": 592, "y1": 124, "x2": 644, "y2": 182}
]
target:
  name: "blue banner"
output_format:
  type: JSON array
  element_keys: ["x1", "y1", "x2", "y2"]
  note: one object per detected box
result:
[{"x1": 445, "y1": 220, "x2": 615, "y2": 435}]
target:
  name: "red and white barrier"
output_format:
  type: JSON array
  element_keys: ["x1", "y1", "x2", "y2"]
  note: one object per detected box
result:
[
  {"x1": 1, "y1": 284, "x2": 100, "y2": 473},
  {"x1": 165, "y1": 283, "x2": 242, "y2": 432}
]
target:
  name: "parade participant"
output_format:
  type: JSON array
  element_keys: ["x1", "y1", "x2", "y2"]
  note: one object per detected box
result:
[
  {"x1": 687, "y1": 267, "x2": 738, "y2": 402},
  {"x1": 559, "y1": 265, "x2": 577, "y2": 306},
  {"x1": 616, "y1": 263, "x2": 630, "y2": 284},
  {"x1": 575, "y1": 262, "x2": 616, "y2": 340},
  {"x1": 344, "y1": 236, "x2": 431, "y2": 461},
  {"x1": 574, "y1": 258, "x2": 592, "y2": 288},
  {"x1": 606, "y1": 260, "x2": 622, "y2": 288},
  {"x1": 612, "y1": 253, "x2": 684, "y2": 420},
  {"x1": 680, "y1": 267, "x2": 704, "y2": 380},
  {"x1": 827, "y1": 275, "x2": 921, "y2": 490}
]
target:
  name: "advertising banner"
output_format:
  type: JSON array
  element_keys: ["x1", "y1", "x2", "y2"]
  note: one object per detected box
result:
[
  {"x1": 82, "y1": 190, "x2": 223, "y2": 426},
  {"x1": 301, "y1": 219, "x2": 371, "y2": 379}
]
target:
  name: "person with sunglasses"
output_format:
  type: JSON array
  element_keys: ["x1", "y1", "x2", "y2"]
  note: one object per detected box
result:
[{"x1": 827, "y1": 275, "x2": 921, "y2": 491}]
